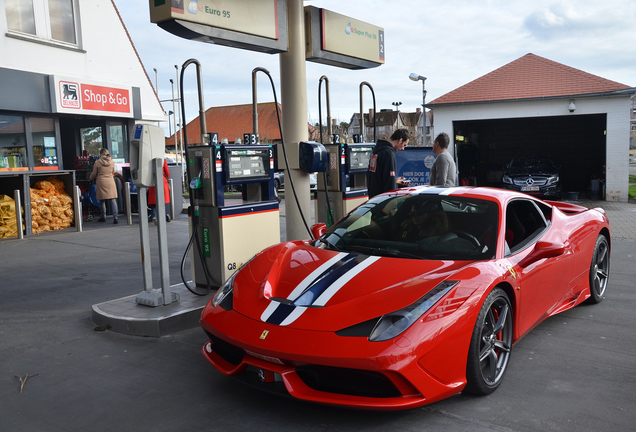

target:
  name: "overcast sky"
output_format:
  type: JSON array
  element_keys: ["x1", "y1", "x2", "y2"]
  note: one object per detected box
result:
[{"x1": 115, "y1": 0, "x2": 636, "y2": 133}]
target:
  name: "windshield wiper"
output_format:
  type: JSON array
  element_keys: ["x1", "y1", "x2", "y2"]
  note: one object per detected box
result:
[
  {"x1": 345, "y1": 244, "x2": 422, "y2": 259},
  {"x1": 317, "y1": 237, "x2": 341, "y2": 251}
]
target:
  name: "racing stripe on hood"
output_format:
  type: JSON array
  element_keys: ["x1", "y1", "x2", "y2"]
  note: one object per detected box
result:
[{"x1": 260, "y1": 253, "x2": 378, "y2": 326}]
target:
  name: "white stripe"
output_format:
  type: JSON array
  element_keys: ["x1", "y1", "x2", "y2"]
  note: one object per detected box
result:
[
  {"x1": 313, "y1": 256, "x2": 381, "y2": 306},
  {"x1": 286, "y1": 252, "x2": 349, "y2": 301},
  {"x1": 439, "y1": 187, "x2": 464, "y2": 196},
  {"x1": 279, "y1": 306, "x2": 307, "y2": 326},
  {"x1": 259, "y1": 252, "x2": 348, "y2": 322},
  {"x1": 260, "y1": 300, "x2": 280, "y2": 322}
]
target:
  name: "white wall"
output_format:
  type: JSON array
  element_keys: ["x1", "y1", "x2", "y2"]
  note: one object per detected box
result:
[
  {"x1": 432, "y1": 96, "x2": 632, "y2": 202},
  {"x1": 0, "y1": 0, "x2": 165, "y2": 122}
]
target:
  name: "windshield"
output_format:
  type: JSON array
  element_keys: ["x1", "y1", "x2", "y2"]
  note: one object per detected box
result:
[
  {"x1": 510, "y1": 157, "x2": 556, "y2": 169},
  {"x1": 316, "y1": 194, "x2": 499, "y2": 260}
]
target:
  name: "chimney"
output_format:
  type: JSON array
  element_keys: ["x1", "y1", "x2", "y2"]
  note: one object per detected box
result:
[
  {"x1": 416, "y1": 107, "x2": 421, "y2": 113},
  {"x1": 368, "y1": 109, "x2": 374, "y2": 121},
  {"x1": 332, "y1": 118, "x2": 338, "y2": 127}
]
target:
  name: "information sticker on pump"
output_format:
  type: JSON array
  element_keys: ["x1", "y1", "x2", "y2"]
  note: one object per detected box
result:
[{"x1": 203, "y1": 157, "x2": 210, "y2": 179}]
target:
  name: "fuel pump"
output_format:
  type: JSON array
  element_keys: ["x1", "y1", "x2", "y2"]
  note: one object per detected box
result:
[
  {"x1": 179, "y1": 60, "x2": 280, "y2": 293},
  {"x1": 187, "y1": 143, "x2": 279, "y2": 288},
  {"x1": 316, "y1": 81, "x2": 377, "y2": 224}
]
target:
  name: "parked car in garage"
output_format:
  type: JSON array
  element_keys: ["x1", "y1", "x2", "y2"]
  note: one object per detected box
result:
[
  {"x1": 274, "y1": 171, "x2": 317, "y2": 191},
  {"x1": 501, "y1": 155, "x2": 561, "y2": 199}
]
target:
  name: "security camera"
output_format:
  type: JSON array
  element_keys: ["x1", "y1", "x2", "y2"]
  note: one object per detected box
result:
[{"x1": 568, "y1": 101, "x2": 576, "y2": 113}]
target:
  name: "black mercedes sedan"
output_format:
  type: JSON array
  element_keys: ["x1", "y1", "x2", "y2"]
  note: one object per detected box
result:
[{"x1": 501, "y1": 155, "x2": 561, "y2": 199}]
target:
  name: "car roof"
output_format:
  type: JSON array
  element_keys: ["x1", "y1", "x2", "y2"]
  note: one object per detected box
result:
[{"x1": 386, "y1": 185, "x2": 541, "y2": 204}]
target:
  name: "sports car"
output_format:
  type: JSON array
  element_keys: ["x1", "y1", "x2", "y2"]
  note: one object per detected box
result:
[{"x1": 200, "y1": 186, "x2": 610, "y2": 410}]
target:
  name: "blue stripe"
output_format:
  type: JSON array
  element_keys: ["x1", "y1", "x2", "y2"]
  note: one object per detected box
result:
[
  {"x1": 265, "y1": 303, "x2": 297, "y2": 325},
  {"x1": 265, "y1": 253, "x2": 369, "y2": 324},
  {"x1": 292, "y1": 254, "x2": 368, "y2": 306}
]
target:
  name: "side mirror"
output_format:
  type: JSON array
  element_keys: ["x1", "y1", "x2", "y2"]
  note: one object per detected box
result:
[
  {"x1": 310, "y1": 223, "x2": 327, "y2": 240},
  {"x1": 519, "y1": 241, "x2": 566, "y2": 267}
]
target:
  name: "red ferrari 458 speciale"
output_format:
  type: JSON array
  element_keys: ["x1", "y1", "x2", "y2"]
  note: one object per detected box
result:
[{"x1": 200, "y1": 186, "x2": 611, "y2": 410}]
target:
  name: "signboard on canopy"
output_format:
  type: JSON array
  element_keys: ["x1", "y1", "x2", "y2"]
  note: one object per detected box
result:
[{"x1": 149, "y1": 0, "x2": 288, "y2": 54}]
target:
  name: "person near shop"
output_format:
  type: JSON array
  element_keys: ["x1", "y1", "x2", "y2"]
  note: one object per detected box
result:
[
  {"x1": 90, "y1": 148, "x2": 119, "y2": 224},
  {"x1": 367, "y1": 128, "x2": 411, "y2": 198},
  {"x1": 430, "y1": 132, "x2": 457, "y2": 187},
  {"x1": 148, "y1": 158, "x2": 171, "y2": 225}
]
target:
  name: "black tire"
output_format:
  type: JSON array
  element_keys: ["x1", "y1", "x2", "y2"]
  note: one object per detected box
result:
[
  {"x1": 588, "y1": 234, "x2": 610, "y2": 303},
  {"x1": 274, "y1": 178, "x2": 280, "y2": 190},
  {"x1": 464, "y1": 287, "x2": 513, "y2": 395}
]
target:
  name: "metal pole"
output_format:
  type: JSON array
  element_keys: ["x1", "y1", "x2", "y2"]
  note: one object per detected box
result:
[
  {"x1": 280, "y1": 0, "x2": 310, "y2": 241},
  {"x1": 422, "y1": 80, "x2": 428, "y2": 145},
  {"x1": 252, "y1": 70, "x2": 259, "y2": 139},
  {"x1": 137, "y1": 186, "x2": 153, "y2": 292},
  {"x1": 154, "y1": 158, "x2": 173, "y2": 305},
  {"x1": 153, "y1": 68, "x2": 158, "y2": 95},
  {"x1": 175, "y1": 65, "x2": 185, "y2": 169},
  {"x1": 125, "y1": 182, "x2": 132, "y2": 225},
  {"x1": 13, "y1": 189, "x2": 23, "y2": 239},
  {"x1": 169, "y1": 178, "x2": 175, "y2": 220},
  {"x1": 170, "y1": 79, "x2": 178, "y2": 154},
  {"x1": 73, "y1": 185, "x2": 82, "y2": 232}
]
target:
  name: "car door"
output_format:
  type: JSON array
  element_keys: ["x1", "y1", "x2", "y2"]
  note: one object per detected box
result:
[{"x1": 503, "y1": 199, "x2": 573, "y2": 337}]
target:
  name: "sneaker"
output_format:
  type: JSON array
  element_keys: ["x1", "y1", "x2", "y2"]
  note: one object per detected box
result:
[
  {"x1": 98, "y1": 217, "x2": 106, "y2": 222},
  {"x1": 113, "y1": 219, "x2": 118, "y2": 224},
  {"x1": 152, "y1": 217, "x2": 157, "y2": 225}
]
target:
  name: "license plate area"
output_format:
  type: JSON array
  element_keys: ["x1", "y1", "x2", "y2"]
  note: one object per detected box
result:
[{"x1": 521, "y1": 186, "x2": 539, "y2": 191}]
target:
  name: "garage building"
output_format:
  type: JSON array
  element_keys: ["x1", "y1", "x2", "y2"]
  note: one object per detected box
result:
[{"x1": 428, "y1": 53, "x2": 635, "y2": 202}]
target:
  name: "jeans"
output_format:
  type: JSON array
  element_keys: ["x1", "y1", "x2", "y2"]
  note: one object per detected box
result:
[{"x1": 100, "y1": 198, "x2": 118, "y2": 220}]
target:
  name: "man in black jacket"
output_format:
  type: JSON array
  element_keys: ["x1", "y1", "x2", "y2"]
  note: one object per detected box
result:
[{"x1": 367, "y1": 128, "x2": 410, "y2": 197}]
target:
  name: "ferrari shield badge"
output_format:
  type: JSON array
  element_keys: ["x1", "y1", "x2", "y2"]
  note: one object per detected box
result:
[
  {"x1": 260, "y1": 330, "x2": 269, "y2": 340},
  {"x1": 508, "y1": 266, "x2": 517, "y2": 279}
]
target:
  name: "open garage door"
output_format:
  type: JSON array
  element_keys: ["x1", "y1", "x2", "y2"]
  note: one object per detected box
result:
[{"x1": 453, "y1": 114, "x2": 606, "y2": 198}]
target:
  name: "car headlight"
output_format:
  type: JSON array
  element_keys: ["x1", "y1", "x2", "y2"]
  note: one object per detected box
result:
[
  {"x1": 212, "y1": 257, "x2": 254, "y2": 309},
  {"x1": 546, "y1": 175, "x2": 559, "y2": 185},
  {"x1": 369, "y1": 280, "x2": 459, "y2": 342},
  {"x1": 502, "y1": 175, "x2": 513, "y2": 184}
]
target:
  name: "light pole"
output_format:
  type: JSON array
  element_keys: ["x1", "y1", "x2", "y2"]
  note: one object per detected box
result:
[
  {"x1": 168, "y1": 110, "x2": 173, "y2": 137},
  {"x1": 392, "y1": 101, "x2": 402, "y2": 111},
  {"x1": 409, "y1": 73, "x2": 427, "y2": 145}
]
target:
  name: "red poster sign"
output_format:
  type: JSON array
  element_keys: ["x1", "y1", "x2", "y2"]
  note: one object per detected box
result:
[{"x1": 80, "y1": 84, "x2": 130, "y2": 113}]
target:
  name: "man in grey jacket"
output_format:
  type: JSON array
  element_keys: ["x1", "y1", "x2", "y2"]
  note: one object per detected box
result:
[{"x1": 429, "y1": 133, "x2": 456, "y2": 186}]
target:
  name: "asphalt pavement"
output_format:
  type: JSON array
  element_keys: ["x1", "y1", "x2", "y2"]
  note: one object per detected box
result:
[{"x1": 1, "y1": 199, "x2": 636, "y2": 431}]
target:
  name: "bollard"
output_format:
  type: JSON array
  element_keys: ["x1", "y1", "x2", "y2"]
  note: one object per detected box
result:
[
  {"x1": 13, "y1": 189, "x2": 24, "y2": 239},
  {"x1": 169, "y1": 178, "x2": 175, "y2": 220},
  {"x1": 74, "y1": 185, "x2": 82, "y2": 232},
  {"x1": 125, "y1": 182, "x2": 133, "y2": 225}
]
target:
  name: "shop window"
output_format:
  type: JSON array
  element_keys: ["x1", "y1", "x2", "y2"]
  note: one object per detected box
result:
[
  {"x1": 81, "y1": 126, "x2": 103, "y2": 157},
  {"x1": 0, "y1": 115, "x2": 28, "y2": 171},
  {"x1": 31, "y1": 117, "x2": 59, "y2": 170},
  {"x1": 109, "y1": 124, "x2": 129, "y2": 163},
  {"x1": 5, "y1": 0, "x2": 78, "y2": 46}
]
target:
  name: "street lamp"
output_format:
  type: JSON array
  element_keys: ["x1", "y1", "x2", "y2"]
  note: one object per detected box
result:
[
  {"x1": 392, "y1": 101, "x2": 402, "y2": 111},
  {"x1": 168, "y1": 110, "x2": 173, "y2": 137},
  {"x1": 409, "y1": 73, "x2": 427, "y2": 145}
]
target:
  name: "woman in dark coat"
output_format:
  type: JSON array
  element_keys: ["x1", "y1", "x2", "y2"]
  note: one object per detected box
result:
[{"x1": 89, "y1": 148, "x2": 118, "y2": 224}]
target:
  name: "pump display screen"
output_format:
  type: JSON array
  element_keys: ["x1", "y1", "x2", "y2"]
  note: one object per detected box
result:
[
  {"x1": 225, "y1": 147, "x2": 270, "y2": 182},
  {"x1": 348, "y1": 146, "x2": 373, "y2": 172}
]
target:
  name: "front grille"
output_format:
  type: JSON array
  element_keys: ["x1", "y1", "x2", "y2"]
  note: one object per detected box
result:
[
  {"x1": 205, "y1": 331, "x2": 245, "y2": 365},
  {"x1": 513, "y1": 177, "x2": 548, "y2": 186},
  {"x1": 296, "y1": 365, "x2": 401, "y2": 398}
]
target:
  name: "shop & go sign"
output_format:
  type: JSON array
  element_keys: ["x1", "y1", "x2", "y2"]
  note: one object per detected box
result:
[{"x1": 50, "y1": 75, "x2": 134, "y2": 118}]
